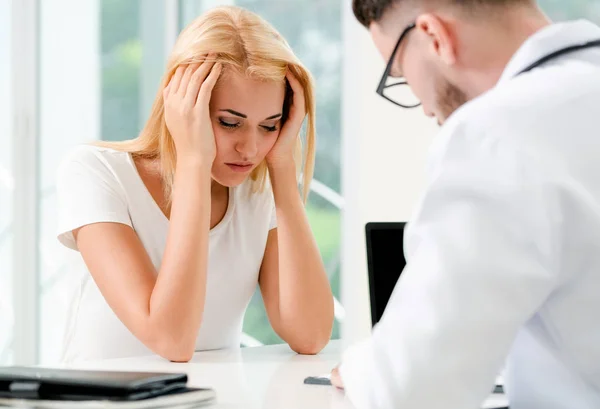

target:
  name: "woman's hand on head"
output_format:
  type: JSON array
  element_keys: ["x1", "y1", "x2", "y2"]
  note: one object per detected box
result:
[
  {"x1": 265, "y1": 69, "x2": 306, "y2": 170},
  {"x1": 163, "y1": 56, "x2": 222, "y2": 168}
]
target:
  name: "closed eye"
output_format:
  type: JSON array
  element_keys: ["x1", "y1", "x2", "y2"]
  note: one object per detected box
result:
[
  {"x1": 219, "y1": 118, "x2": 240, "y2": 129},
  {"x1": 261, "y1": 125, "x2": 278, "y2": 132}
]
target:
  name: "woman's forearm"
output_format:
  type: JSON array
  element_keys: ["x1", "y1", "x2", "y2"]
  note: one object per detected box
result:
[
  {"x1": 149, "y1": 160, "x2": 212, "y2": 360},
  {"x1": 268, "y1": 162, "x2": 334, "y2": 351}
]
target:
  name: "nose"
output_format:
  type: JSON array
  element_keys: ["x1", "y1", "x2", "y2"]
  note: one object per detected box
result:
[
  {"x1": 235, "y1": 130, "x2": 259, "y2": 160},
  {"x1": 422, "y1": 105, "x2": 435, "y2": 118}
]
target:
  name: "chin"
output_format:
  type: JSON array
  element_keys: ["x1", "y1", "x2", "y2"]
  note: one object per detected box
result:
[{"x1": 210, "y1": 171, "x2": 249, "y2": 188}]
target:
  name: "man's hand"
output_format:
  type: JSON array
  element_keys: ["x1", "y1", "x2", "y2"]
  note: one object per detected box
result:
[{"x1": 331, "y1": 366, "x2": 344, "y2": 389}]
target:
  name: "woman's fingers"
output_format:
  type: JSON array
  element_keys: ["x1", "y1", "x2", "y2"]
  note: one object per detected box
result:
[
  {"x1": 177, "y1": 64, "x2": 198, "y2": 97},
  {"x1": 164, "y1": 66, "x2": 185, "y2": 98},
  {"x1": 185, "y1": 55, "x2": 217, "y2": 107},
  {"x1": 196, "y1": 62, "x2": 222, "y2": 106}
]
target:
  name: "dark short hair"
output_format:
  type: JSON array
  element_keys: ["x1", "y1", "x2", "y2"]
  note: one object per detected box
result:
[
  {"x1": 352, "y1": 0, "x2": 535, "y2": 27},
  {"x1": 352, "y1": 0, "x2": 397, "y2": 28}
]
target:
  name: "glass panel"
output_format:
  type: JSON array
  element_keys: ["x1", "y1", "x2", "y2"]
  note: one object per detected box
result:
[
  {"x1": 179, "y1": 0, "x2": 343, "y2": 345},
  {"x1": 101, "y1": 0, "x2": 166, "y2": 141},
  {"x1": 539, "y1": 0, "x2": 600, "y2": 24},
  {"x1": 0, "y1": 0, "x2": 13, "y2": 365},
  {"x1": 100, "y1": 0, "x2": 142, "y2": 141}
]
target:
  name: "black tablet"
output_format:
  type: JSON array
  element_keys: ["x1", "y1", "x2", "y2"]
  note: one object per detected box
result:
[{"x1": 0, "y1": 367, "x2": 188, "y2": 401}]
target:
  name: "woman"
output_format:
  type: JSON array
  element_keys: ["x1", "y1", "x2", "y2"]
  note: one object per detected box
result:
[{"x1": 55, "y1": 6, "x2": 334, "y2": 363}]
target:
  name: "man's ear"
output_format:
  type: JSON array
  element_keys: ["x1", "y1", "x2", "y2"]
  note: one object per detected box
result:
[{"x1": 416, "y1": 13, "x2": 457, "y2": 66}]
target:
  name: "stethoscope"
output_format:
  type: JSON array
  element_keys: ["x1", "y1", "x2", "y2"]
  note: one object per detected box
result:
[{"x1": 516, "y1": 39, "x2": 600, "y2": 76}]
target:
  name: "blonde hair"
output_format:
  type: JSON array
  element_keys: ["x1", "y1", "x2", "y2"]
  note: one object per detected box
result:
[{"x1": 100, "y1": 6, "x2": 316, "y2": 202}]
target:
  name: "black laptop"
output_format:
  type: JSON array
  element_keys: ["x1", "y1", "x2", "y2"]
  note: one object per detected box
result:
[{"x1": 365, "y1": 222, "x2": 407, "y2": 327}]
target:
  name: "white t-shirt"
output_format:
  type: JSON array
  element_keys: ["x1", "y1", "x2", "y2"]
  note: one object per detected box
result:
[{"x1": 55, "y1": 145, "x2": 277, "y2": 363}]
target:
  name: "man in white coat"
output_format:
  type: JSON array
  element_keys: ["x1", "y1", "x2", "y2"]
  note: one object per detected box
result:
[{"x1": 332, "y1": 0, "x2": 600, "y2": 408}]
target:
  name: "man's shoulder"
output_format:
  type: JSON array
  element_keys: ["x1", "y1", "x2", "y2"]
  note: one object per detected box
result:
[
  {"x1": 455, "y1": 61, "x2": 600, "y2": 137},
  {"x1": 445, "y1": 82, "x2": 543, "y2": 141},
  {"x1": 443, "y1": 69, "x2": 598, "y2": 151},
  {"x1": 432, "y1": 69, "x2": 600, "y2": 181}
]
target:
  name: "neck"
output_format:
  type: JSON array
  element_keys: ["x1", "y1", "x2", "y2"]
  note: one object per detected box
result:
[
  {"x1": 211, "y1": 179, "x2": 227, "y2": 196},
  {"x1": 459, "y1": 7, "x2": 552, "y2": 100}
]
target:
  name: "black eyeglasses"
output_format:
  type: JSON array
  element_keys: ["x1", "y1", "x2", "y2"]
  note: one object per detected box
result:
[{"x1": 376, "y1": 23, "x2": 421, "y2": 108}]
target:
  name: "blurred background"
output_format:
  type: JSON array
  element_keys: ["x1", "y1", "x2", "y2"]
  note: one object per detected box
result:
[{"x1": 1, "y1": 0, "x2": 599, "y2": 365}]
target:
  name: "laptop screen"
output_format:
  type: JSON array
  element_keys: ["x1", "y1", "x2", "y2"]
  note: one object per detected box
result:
[{"x1": 365, "y1": 222, "x2": 407, "y2": 326}]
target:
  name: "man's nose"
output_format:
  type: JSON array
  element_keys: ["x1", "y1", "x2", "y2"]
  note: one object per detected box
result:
[{"x1": 422, "y1": 105, "x2": 435, "y2": 118}]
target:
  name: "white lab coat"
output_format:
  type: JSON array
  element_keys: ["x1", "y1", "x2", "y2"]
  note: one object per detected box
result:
[{"x1": 340, "y1": 20, "x2": 600, "y2": 409}]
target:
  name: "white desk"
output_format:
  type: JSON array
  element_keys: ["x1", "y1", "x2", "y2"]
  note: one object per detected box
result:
[
  {"x1": 63, "y1": 340, "x2": 508, "y2": 409},
  {"x1": 65, "y1": 341, "x2": 348, "y2": 409}
]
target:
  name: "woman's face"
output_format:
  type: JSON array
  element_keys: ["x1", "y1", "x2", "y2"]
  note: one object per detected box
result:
[{"x1": 209, "y1": 70, "x2": 285, "y2": 187}]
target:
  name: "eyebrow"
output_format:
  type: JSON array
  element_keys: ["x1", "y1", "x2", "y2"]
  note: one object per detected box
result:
[
  {"x1": 219, "y1": 109, "x2": 247, "y2": 118},
  {"x1": 219, "y1": 109, "x2": 282, "y2": 121}
]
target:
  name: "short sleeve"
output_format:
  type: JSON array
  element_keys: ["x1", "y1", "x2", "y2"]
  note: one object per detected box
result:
[{"x1": 56, "y1": 146, "x2": 132, "y2": 251}]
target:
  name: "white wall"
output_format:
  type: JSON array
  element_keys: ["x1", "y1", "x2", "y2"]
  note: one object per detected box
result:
[{"x1": 341, "y1": 7, "x2": 438, "y2": 347}]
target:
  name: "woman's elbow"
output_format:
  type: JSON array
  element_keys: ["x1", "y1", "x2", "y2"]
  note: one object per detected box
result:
[
  {"x1": 289, "y1": 324, "x2": 332, "y2": 355},
  {"x1": 289, "y1": 336, "x2": 329, "y2": 355},
  {"x1": 150, "y1": 333, "x2": 197, "y2": 362},
  {"x1": 163, "y1": 348, "x2": 195, "y2": 363}
]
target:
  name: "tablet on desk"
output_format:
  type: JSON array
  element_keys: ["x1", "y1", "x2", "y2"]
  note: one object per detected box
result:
[{"x1": 0, "y1": 367, "x2": 216, "y2": 408}]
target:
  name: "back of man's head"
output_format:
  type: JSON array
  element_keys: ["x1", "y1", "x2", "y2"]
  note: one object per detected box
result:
[
  {"x1": 353, "y1": 0, "x2": 537, "y2": 28},
  {"x1": 352, "y1": 0, "x2": 548, "y2": 124}
]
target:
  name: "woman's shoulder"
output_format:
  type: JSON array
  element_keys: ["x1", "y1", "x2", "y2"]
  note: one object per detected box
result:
[
  {"x1": 57, "y1": 144, "x2": 133, "y2": 191},
  {"x1": 55, "y1": 145, "x2": 135, "y2": 251},
  {"x1": 59, "y1": 144, "x2": 130, "y2": 169}
]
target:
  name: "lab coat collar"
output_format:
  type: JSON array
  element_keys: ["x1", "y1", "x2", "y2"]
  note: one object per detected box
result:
[{"x1": 499, "y1": 19, "x2": 600, "y2": 83}]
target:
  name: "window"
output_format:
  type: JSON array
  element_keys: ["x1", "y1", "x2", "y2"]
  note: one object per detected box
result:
[
  {"x1": 100, "y1": 0, "x2": 170, "y2": 142},
  {"x1": 539, "y1": 1, "x2": 600, "y2": 23},
  {"x1": 0, "y1": 0, "x2": 13, "y2": 365}
]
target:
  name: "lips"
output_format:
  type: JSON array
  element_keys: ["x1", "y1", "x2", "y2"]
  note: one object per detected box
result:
[{"x1": 226, "y1": 163, "x2": 253, "y2": 173}]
